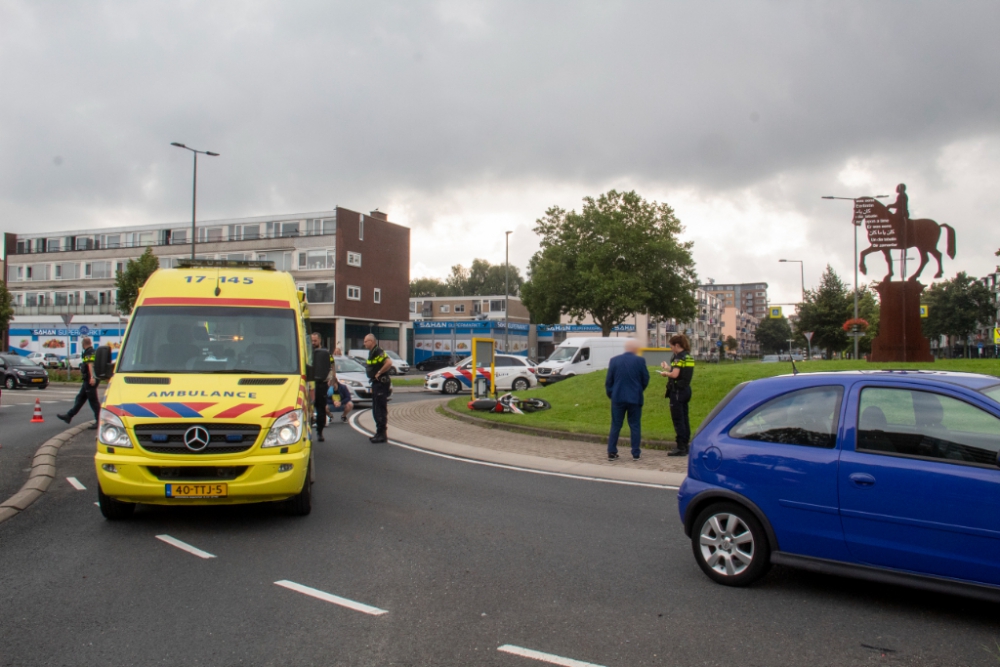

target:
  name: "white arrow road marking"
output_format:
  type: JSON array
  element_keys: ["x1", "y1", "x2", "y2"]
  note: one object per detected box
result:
[
  {"x1": 498, "y1": 645, "x2": 608, "y2": 667},
  {"x1": 66, "y1": 477, "x2": 86, "y2": 490},
  {"x1": 274, "y1": 580, "x2": 387, "y2": 616},
  {"x1": 155, "y1": 534, "x2": 216, "y2": 559}
]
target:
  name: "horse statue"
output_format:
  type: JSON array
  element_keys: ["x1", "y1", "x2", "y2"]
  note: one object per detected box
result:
[{"x1": 856, "y1": 198, "x2": 955, "y2": 281}]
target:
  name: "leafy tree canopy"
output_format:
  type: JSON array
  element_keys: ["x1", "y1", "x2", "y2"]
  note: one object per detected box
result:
[
  {"x1": 794, "y1": 265, "x2": 852, "y2": 357},
  {"x1": 0, "y1": 279, "x2": 13, "y2": 338},
  {"x1": 115, "y1": 247, "x2": 159, "y2": 314},
  {"x1": 755, "y1": 316, "x2": 792, "y2": 354},
  {"x1": 520, "y1": 190, "x2": 698, "y2": 335},
  {"x1": 410, "y1": 259, "x2": 523, "y2": 298},
  {"x1": 922, "y1": 271, "x2": 995, "y2": 355}
]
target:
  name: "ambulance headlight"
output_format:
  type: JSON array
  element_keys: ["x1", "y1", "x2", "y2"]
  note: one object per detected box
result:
[
  {"x1": 98, "y1": 412, "x2": 132, "y2": 448},
  {"x1": 263, "y1": 409, "x2": 303, "y2": 448}
]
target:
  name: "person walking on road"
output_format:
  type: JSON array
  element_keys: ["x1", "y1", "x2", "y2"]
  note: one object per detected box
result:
[
  {"x1": 660, "y1": 334, "x2": 695, "y2": 457},
  {"x1": 57, "y1": 336, "x2": 100, "y2": 429},
  {"x1": 605, "y1": 338, "x2": 649, "y2": 461},
  {"x1": 310, "y1": 333, "x2": 332, "y2": 442},
  {"x1": 364, "y1": 334, "x2": 392, "y2": 443}
]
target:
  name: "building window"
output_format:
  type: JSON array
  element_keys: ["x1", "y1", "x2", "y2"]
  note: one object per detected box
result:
[
  {"x1": 454, "y1": 304, "x2": 465, "y2": 313},
  {"x1": 305, "y1": 282, "x2": 335, "y2": 303},
  {"x1": 347, "y1": 251, "x2": 362, "y2": 267},
  {"x1": 374, "y1": 288, "x2": 381, "y2": 304},
  {"x1": 359, "y1": 218, "x2": 364, "y2": 240},
  {"x1": 298, "y1": 248, "x2": 335, "y2": 270},
  {"x1": 440, "y1": 304, "x2": 450, "y2": 313},
  {"x1": 347, "y1": 285, "x2": 361, "y2": 301},
  {"x1": 490, "y1": 300, "x2": 505, "y2": 312},
  {"x1": 172, "y1": 229, "x2": 188, "y2": 244}
]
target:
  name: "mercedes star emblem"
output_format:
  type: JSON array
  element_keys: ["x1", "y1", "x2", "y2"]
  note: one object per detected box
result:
[{"x1": 183, "y1": 426, "x2": 211, "y2": 452}]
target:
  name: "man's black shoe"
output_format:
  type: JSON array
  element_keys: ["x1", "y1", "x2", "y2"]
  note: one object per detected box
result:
[
  {"x1": 56, "y1": 413, "x2": 71, "y2": 424},
  {"x1": 341, "y1": 414, "x2": 348, "y2": 422},
  {"x1": 667, "y1": 447, "x2": 689, "y2": 457},
  {"x1": 632, "y1": 455, "x2": 641, "y2": 461},
  {"x1": 608, "y1": 453, "x2": 619, "y2": 460},
  {"x1": 370, "y1": 434, "x2": 387, "y2": 443},
  {"x1": 317, "y1": 433, "x2": 324, "y2": 442}
]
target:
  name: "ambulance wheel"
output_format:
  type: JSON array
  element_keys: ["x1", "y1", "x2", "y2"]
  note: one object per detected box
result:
[
  {"x1": 443, "y1": 379, "x2": 461, "y2": 395},
  {"x1": 284, "y1": 462, "x2": 312, "y2": 516},
  {"x1": 98, "y1": 486, "x2": 135, "y2": 520}
]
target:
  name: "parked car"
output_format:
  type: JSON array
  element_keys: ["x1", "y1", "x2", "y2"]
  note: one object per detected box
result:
[
  {"x1": 678, "y1": 370, "x2": 1000, "y2": 601},
  {"x1": 332, "y1": 355, "x2": 392, "y2": 405},
  {"x1": 0, "y1": 354, "x2": 50, "y2": 389},
  {"x1": 425, "y1": 354, "x2": 538, "y2": 394},
  {"x1": 43, "y1": 353, "x2": 63, "y2": 368},
  {"x1": 414, "y1": 354, "x2": 466, "y2": 373},
  {"x1": 26, "y1": 352, "x2": 47, "y2": 366},
  {"x1": 535, "y1": 337, "x2": 631, "y2": 385},
  {"x1": 348, "y1": 348, "x2": 410, "y2": 375},
  {"x1": 67, "y1": 353, "x2": 82, "y2": 370}
]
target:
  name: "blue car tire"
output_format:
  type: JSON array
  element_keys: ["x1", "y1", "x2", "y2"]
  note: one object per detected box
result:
[{"x1": 692, "y1": 502, "x2": 771, "y2": 586}]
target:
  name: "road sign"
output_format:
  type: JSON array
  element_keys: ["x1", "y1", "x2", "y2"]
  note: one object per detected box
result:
[
  {"x1": 769, "y1": 306, "x2": 782, "y2": 319},
  {"x1": 803, "y1": 331, "x2": 814, "y2": 342},
  {"x1": 78, "y1": 325, "x2": 90, "y2": 336},
  {"x1": 919, "y1": 305, "x2": 928, "y2": 318},
  {"x1": 60, "y1": 314, "x2": 74, "y2": 326},
  {"x1": 716, "y1": 341, "x2": 723, "y2": 347},
  {"x1": 995, "y1": 328, "x2": 1000, "y2": 344}
]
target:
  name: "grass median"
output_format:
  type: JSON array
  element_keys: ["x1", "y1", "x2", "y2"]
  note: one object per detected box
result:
[{"x1": 445, "y1": 359, "x2": 1000, "y2": 444}]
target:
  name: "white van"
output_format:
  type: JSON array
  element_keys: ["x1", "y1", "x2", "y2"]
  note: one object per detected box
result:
[
  {"x1": 535, "y1": 337, "x2": 630, "y2": 386},
  {"x1": 347, "y1": 348, "x2": 410, "y2": 375}
]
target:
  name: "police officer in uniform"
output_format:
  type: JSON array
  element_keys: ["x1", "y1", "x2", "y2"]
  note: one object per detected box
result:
[
  {"x1": 660, "y1": 334, "x2": 695, "y2": 456},
  {"x1": 364, "y1": 333, "x2": 392, "y2": 443},
  {"x1": 57, "y1": 336, "x2": 101, "y2": 428},
  {"x1": 310, "y1": 333, "x2": 332, "y2": 442}
]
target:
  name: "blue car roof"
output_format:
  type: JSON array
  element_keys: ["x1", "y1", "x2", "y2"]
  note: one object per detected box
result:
[{"x1": 765, "y1": 369, "x2": 1000, "y2": 391}]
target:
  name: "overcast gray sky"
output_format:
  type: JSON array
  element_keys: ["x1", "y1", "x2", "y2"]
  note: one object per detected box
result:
[{"x1": 2, "y1": 1, "x2": 999, "y2": 309}]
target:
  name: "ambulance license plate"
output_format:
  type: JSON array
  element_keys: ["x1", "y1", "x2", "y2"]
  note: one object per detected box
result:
[{"x1": 166, "y1": 483, "x2": 228, "y2": 499}]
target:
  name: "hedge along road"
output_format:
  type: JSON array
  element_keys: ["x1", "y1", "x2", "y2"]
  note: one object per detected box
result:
[{"x1": 449, "y1": 359, "x2": 1000, "y2": 443}]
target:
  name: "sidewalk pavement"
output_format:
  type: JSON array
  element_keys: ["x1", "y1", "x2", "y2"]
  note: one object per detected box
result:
[{"x1": 355, "y1": 398, "x2": 687, "y2": 487}]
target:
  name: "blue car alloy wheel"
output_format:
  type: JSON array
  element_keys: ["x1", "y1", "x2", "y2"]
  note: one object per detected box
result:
[{"x1": 692, "y1": 502, "x2": 770, "y2": 586}]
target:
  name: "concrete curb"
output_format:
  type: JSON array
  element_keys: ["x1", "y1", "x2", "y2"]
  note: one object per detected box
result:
[
  {"x1": 355, "y1": 410, "x2": 686, "y2": 488},
  {"x1": 439, "y1": 403, "x2": 679, "y2": 450},
  {"x1": 0, "y1": 420, "x2": 95, "y2": 525}
]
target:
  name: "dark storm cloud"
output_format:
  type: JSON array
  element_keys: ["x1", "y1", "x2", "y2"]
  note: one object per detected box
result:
[{"x1": 1, "y1": 1, "x2": 998, "y2": 240}]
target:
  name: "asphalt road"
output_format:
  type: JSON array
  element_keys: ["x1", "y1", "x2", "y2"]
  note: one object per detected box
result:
[{"x1": 1, "y1": 395, "x2": 998, "y2": 666}]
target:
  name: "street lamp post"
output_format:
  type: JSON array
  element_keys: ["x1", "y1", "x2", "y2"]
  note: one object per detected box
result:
[
  {"x1": 504, "y1": 231, "x2": 512, "y2": 353},
  {"x1": 822, "y1": 194, "x2": 889, "y2": 360},
  {"x1": 171, "y1": 143, "x2": 220, "y2": 259}
]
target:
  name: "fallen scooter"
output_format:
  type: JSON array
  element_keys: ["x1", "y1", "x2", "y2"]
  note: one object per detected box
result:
[{"x1": 467, "y1": 392, "x2": 551, "y2": 415}]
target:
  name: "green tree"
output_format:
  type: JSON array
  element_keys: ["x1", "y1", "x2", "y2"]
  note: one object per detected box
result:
[
  {"x1": 0, "y1": 280, "x2": 13, "y2": 346},
  {"x1": 410, "y1": 277, "x2": 449, "y2": 297},
  {"x1": 854, "y1": 284, "x2": 881, "y2": 355},
  {"x1": 115, "y1": 247, "x2": 160, "y2": 314},
  {"x1": 438, "y1": 259, "x2": 524, "y2": 297},
  {"x1": 922, "y1": 272, "x2": 995, "y2": 357},
  {"x1": 794, "y1": 265, "x2": 852, "y2": 358},
  {"x1": 520, "y1": 190, "x2": 698, "y2": 335},
  {"x1": 755, "y1": 316, "x2": 792, "y2": 354}
]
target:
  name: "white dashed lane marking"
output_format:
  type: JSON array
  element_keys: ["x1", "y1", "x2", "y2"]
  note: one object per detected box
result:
[
  {"x1": 275, "y1": 580, "x2": 388, "y2": 616},
  {"x1": 155, "y1": 534, "x2": 217, "y2": 559},
  {"x1": 66, "y1": 477, "x2": 86, "y2": 490},
  {"x1": 497, "y1": 645, "x2": 608, "y2": 667}
]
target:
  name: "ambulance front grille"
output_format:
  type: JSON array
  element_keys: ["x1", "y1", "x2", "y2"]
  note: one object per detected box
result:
[{"x1": 133, "y1": 423, "x2": 261, "y2": 454}]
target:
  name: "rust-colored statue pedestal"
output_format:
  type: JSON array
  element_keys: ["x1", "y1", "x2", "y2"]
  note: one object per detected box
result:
[{"x1": 869, "y1": 280, "x2": 934, "y2": 363}]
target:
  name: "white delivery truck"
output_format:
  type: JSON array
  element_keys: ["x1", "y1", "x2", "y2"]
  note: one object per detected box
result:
[{"x1": 535, "y1": 337, "x2": 630, "y2": 386}]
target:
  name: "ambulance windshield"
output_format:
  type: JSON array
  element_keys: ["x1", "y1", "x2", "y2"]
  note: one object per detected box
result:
[{"x1": 117, "y1": 306, "x2": 300, "y2": 374}]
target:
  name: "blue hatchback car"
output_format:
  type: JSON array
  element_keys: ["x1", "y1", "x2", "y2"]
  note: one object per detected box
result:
[{"x1": 678, "y1": 370, "x2": 1000, "y2": 601}]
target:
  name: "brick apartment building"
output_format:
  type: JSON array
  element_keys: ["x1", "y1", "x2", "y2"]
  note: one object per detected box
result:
[
  {"x1": 700, "y1": 281, "x2": 769, "y2": 320},
  {"x1": 3, "y1": 207, "x2": 410, "y2": 358}
]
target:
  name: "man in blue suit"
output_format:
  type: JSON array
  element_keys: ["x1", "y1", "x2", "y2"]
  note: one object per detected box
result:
[{"x1": 605, "y1": 338, "x2": 650, "y2": 460}]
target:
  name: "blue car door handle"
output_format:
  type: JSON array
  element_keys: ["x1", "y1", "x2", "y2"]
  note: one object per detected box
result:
[{"x1": 849, "y1": 472, "x2": 876, "y2": 487}]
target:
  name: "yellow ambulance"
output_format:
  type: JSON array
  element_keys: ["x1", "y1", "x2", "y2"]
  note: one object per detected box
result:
[{"x1": 94, "y1": 260, "x2": 314, "y2": 519}]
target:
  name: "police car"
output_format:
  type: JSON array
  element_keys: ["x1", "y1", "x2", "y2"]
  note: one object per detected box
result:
[{"x1": 424, "y1": 354, "x2": 537, "y2": 394}]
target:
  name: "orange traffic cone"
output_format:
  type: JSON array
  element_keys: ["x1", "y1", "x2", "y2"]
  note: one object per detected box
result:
[{"x1": 31, "y1": 398, "x2": 44, "y2": 423}]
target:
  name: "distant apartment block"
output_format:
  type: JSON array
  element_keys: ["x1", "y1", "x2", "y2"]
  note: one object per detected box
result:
[
  {"x1": 700, "y1": 281, "x2": 769, "y2": 320},
  {"x1": 409, "y1": 295, "x2": 530, "y2": 324}
]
